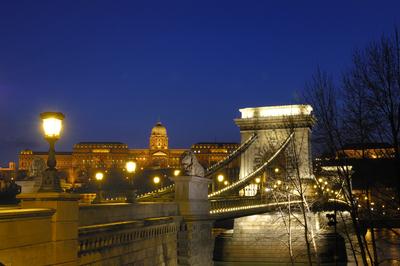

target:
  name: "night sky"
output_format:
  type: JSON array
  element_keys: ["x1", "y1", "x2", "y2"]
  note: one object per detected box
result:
[{"x1": 1, "y1": 1, "x2": 400, "y2": 165}]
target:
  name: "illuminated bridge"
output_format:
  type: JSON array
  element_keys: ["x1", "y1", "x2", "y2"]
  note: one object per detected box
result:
[{"x1": 1, "y1": 105, "x2": 351, "y2": 266}]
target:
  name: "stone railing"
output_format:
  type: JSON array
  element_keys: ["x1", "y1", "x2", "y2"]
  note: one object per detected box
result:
[
  {"x1": 79, "y1": 202, "x2": 179, "y2": 227},
  {"x1": 78, "y1": 217, "x2": 179, "y2": 256}
]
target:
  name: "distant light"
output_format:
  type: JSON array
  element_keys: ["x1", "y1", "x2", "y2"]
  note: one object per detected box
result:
[
  {"x1": 126, "y1": 161, "x2": 136, "y2": 173},
  {"x1": 95, "y1": 172, "x2": 104, "y2": 181},
  {"x1": 223, "y1": 180, "x2": 229, "y2": 186},
  {"x1": 274, "y1": 168, "x2": 279, "y2": 173},
  {"x1": 318, "y1": 178, "x2": 323, "y2": 183},
  {"x1": 255, "y1": 177, "x2": 261, "y2": 184},
  {"x1": 153, "y1": 176, "x2": 160, "y2": 184},
  {"x1": 277, "y1": 180, "x2": 282, "y2": 185},
  {"x1": 217, "y1": 174, "x2": 224, "y2": 182},
  {"x1": 174, "y1": 169, "x2": 181, "y2": 176}
]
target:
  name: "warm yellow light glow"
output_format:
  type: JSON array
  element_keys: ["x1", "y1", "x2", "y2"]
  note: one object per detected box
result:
[
  {"x1": 126, "y1": 161, "x2": 136, "y2": 173},
  {"x1": 174, "y1": 169, "x2": 181, "y2": 176},
  {"x1": 255, "y1": 177, "x2": 261, "y2": 184},
  {"x1": 223, "y1": 180, "x2": 229, "y2": 186},
  {"x1": 239, "y1": 105, "x2": 313, "y2": 119},
  {"x1": 217, "y1": 174, "x2": 224, "y2": 182},
  {"x1": 42, "y1": 118, "x2": 62, "y2": 138},
  {"x1": 153, "y1": 176, "x2": 160, "y2": 184},
  {"x1": 324, "y1": 181, "x2": 328, "y2": 185},
  {"x1": 318, "y1": 178, "x2": 323, "y2": 182},
  {"x1": 274, "y1": 168, "x2": 279, "y2": 173},
  {"x1": 95, "y1": 172, "x2": 104, "y2": 181},
  {"x1": 277, "y1": 180, "x2": 282, "y2": 185}
]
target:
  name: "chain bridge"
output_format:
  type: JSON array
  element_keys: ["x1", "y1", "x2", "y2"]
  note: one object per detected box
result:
[
  {"x1": 1, "y1": 104, "x2": 351, "y2": 266},
  {"x1": 136, "y1": 105, "x2": 332, "y2": 220}
]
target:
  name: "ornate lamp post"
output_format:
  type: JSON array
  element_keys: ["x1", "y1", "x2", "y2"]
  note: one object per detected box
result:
[
  {"x1": 93, "y1": 172, "x2": 104, "y2": 203},
  {"x1": 217, "y1": 174, "x2": 224, "y2": 190},
  {"x1": 38, "y1": 112, "x2": 65, "y2": 192},
  {"x1": 125, "y1": 161, "x2": 137, "y2": 203},
  {"x1": 125, "y1": 161, "x2": 136, "y2": 185}
]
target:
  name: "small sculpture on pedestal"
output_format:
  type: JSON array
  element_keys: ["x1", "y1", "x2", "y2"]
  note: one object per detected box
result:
[
  {"x1": 180, "y1": 151, "x2": 205, "y2": 177},
  {"x1": 28, "y1": 157, "x2": 46, "y2": 189}
]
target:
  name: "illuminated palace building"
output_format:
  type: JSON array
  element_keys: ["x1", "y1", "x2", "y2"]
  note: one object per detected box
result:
[{"x1": 18, "y1": 121, "x2": 239, "y2": 184}]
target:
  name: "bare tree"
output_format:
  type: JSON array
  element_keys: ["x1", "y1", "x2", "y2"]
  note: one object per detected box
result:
[
  {"x1": 345, "y1": 28, "x2": 400, "y2": 196},
  {"x1": 305, "y1": 69, "x2": 370, "y2": 265}
]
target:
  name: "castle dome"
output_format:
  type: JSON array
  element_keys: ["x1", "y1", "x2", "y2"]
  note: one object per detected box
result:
[
  {"x1": 151, "y1": 121, "x2": 167, "y2": 136},
  {"x1": 149, "y1": 121, "x2": 168, "y2": 150}
]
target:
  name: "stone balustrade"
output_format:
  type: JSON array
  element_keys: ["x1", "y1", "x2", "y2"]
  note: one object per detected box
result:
[{"x1": 79, "y1": 219, "x2": 178, "y2": 254}]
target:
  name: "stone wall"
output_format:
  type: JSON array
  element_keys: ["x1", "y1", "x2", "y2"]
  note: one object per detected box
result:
[
  {"x1": 214, "y1": 212, "x2": 347, "y2": 264},
  {"x1": 0, "y1": 207, "x2": 55, "y2": 265},
  {"x1": 1, "y1": 197, "x2": 182, "y2": 266}
]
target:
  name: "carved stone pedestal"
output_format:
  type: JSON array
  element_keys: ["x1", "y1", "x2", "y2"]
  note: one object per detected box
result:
[{"x1": 173, "y1": 176, "x2": 214, "y2": 266}]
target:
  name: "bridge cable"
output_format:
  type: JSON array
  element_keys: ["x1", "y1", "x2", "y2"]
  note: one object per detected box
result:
[
  {"x1": 208, "y1": 132, "x2": 294, "y2": 198},
  {"x1": 205, "y1": 133, "x2": 258, "y2": 177}
]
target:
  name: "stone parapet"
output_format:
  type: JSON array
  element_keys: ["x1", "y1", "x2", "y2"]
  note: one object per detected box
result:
[
  {"x1": 79, "y1": 202, "x2": 179, "y2": 226},
  {"x1": 0, "y1": 207, "x2": 55, "y2": 266},
  {"x1": 18, "y1": 192, "x2": 80, "y2": 265}
]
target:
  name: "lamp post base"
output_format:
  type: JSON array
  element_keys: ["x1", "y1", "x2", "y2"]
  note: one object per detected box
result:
[
  {"x1": 92, "y1": 190, "x2": 105, "y2": 204},
  {"x1": 38, "y1": 169, "x2": 62, "y2": 192}
]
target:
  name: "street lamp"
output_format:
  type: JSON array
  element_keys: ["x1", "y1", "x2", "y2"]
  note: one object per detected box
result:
[
  {"x1": 38, "y1": 112, "x2": 65, "y2": 192},
  {"x1": 95, "y1": 172, "x2": 104, "y2": 181},
  {"x1": 126, "y1": 161, "x2": 136, "y2": 174},
  {"x1": 125, "y1": 161, "x2": 137, "y2": 203},
  {"x1": 93, "y1": 172, "x2": 104, "y2": 203},
  {"x1": 153, "y1": 176, "x2": 160, "y2": 185}
]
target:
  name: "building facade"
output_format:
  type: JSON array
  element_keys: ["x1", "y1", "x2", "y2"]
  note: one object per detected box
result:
[{"x1": 18, "y1": 121, "x2": 240, "y2": 185}]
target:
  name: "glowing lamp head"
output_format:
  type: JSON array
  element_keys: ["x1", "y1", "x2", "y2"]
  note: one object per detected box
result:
[
  {"x1": 217, "y1": 174, "x2": 224, "y2": 182},
  {"x1": 255, "y1": 177, "x2": 261, "y2": 184},
  {"x1": 126, "y1": 161, "x2": 136, "y2": 173},
  {"x1": 223, "y1": 180, "x2": 229, "y2": 186},
  {"x1": 40, "y1": 112, "x2": 64, "y2": 139},
  {"x1": 95, "y1": 172, "x2": 104, "y2": 181},
  {"x1": 153, "y1": 176, "x2": 160, "y2": 184},
  {"x1": 174, "y1": 169, "x2": 181, "y2": 176},
  {"x1": 274, "y1": 167, "x2": 279, "y2": 173}
]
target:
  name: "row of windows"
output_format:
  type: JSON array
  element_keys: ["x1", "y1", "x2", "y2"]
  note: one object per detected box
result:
[
  {"x1": 75, "y1": 145, "x2": 128, "y2": 149},
  {"x1": 192, "y1": 145, "x2": 238, "y2": 149}
]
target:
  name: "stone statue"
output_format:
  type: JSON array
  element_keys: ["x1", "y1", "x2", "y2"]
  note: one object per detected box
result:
[
  {"x1": 28, "y1": 157, "x2": 46, "y2": 178},
  {"x1": 180, "y1": 151, "x2": 205, "y2": 177}
]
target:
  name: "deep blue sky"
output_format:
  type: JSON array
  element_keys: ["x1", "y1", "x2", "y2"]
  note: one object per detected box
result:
[{"x1": 1, "y1": 1, "x2": 400, "y2": 165}]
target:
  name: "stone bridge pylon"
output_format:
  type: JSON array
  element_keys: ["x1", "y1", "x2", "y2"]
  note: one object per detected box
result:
[{"x1": 234, "y1": 104, "x2": 315, "y2": 196}]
